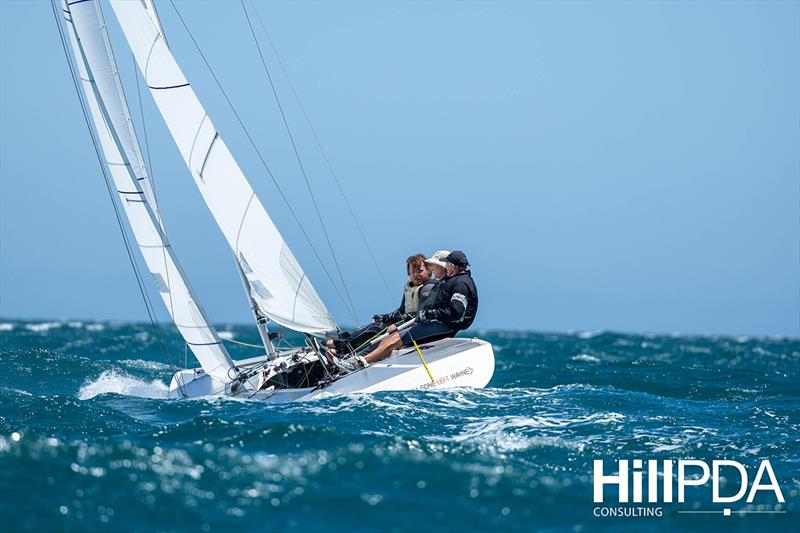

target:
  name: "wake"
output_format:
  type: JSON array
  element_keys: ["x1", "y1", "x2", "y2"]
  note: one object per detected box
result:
[{"x1": 78, "y1": 370, "x2": 169, "y2": 400}]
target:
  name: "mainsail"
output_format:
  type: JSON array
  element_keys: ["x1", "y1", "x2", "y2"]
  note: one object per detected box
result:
[
  {"x1": 61, "y1": 0, "x2": 235, "y2": 379},
  {"x1": 109, "y1": 0, "x2": 338, "y2": 336}
]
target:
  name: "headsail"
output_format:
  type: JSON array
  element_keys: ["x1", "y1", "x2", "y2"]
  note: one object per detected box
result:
[
  {"x1": 61, "y1": 0, "x2": 235, "y2": 379},
  {"x1": 109, "y1": 0, "x2": 338, "y2": 336}
]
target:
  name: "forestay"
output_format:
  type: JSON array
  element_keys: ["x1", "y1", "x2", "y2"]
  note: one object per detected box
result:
[
  {"x1": 62, "y1": 0, "x2": 235, "y2": 378},
  {"x1": 109, "y1": 0, "x2": 338, "y2": 336}
]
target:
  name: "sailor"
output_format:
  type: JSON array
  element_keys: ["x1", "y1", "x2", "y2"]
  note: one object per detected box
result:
[
  {"x1": 420, "y1": 250, "x2": 449, "y2": 306},
  {"x1": 425, "y1": 250, "x2": 450, "y2": 281},
  {"x1": 373, "y1": 253, "x2": 437, "y2": 326},
  {"x1": 361, "y1": 250, "x2": 478, "y2": 365},
  {"x1": 326, "y1": 253, "x2": 436, "y2": 355}
]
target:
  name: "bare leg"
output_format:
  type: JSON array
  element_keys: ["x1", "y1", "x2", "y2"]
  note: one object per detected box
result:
[{"x1": 364, "y1": 332, "x2": 402, "y2": 364}]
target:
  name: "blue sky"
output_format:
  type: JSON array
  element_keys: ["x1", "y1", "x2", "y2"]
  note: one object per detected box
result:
[{"x1": 1, "y1": 0, "x2": 798, "y2": 337}]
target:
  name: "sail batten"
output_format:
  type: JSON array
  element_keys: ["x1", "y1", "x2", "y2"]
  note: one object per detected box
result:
[
  {"x1": 110, "y1": 0, "x2": 338, "y2": 336},
  {"x1": 61, "y1": 0, "x2": 235, "y2": 379}
]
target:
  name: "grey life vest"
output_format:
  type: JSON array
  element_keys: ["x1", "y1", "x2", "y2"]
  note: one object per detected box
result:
[{"x1": 402, "y1": 282, "x2": 423, "y2": 314}]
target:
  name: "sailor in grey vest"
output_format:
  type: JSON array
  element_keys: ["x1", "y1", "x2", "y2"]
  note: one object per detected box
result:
[
  {"x1": 325, "y1": 253, "x2": 436, "y2": 354},
  {"x1": 376, "y1": 253, "x2": 437, "y2": 324}
]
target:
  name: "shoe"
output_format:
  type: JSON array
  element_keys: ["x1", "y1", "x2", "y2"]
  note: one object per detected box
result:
[{"x1": 332, "y1": 355, "x2": 368, "y2": 372}]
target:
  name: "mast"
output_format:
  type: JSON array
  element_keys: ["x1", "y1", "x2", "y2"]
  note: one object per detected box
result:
[
  {"x1": 60, "y1": 0, "x2": 235, "y2": 379},
  {"x1": 109, "y1": 0, "x2": 338, "y2": 337}
]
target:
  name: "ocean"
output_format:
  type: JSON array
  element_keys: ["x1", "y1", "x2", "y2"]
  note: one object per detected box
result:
[{"x1": 0, "y1": 320, "x2": 797, "y2": 532}]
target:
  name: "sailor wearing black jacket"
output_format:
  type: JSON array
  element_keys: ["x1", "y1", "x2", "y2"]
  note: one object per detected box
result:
[
  {"x1": 362, "y1": 250, "x2": 479, "y2": 365},
  {"x1": 397, "y1": 250, "x2": 477, "y2": 347},
  {"x1": 418, "y1": 255, "x2": 477, "y2": 329}
]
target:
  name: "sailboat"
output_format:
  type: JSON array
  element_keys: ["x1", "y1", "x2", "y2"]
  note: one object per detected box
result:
[{"x1": 56, "y1": 0, "x2": 494, "y2": 402}]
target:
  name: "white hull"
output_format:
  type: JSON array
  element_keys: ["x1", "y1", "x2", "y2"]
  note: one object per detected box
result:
[{"x1": 168, "y1": 337, "x2": 494, "y2": 403}]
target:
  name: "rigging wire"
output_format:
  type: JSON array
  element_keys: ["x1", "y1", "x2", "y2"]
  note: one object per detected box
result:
[
  {"x1": 239, "y1": 0, "x2": 359, "y2": 325},
  {"x1": 248, "y1": 1, "x2": 395, "y2": 303},
  {"x1": 51, "y1": 0, "x2": 186, "y2": 396},
  {"x1": 166, "y1": 0, "x2": 357, "y2": 327}
]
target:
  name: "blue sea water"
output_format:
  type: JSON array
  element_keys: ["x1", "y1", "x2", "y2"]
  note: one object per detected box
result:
[{"x1": 0, "y1": 319, "x2": 797, "y2": 532}]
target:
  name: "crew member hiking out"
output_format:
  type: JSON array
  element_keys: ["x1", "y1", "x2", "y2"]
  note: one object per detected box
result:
[
  {"x1": 326, "y1": 253, "x2": 436, "y2": 355},
  {"x1": 360, "y1": 250, "x2": 478, "y2": 365}
]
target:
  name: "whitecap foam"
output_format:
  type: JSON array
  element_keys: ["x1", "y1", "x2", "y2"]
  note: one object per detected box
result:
[
  {"x1": 576, "y1": 330, "x2": 602, "y2": 339},
  {"x1": 0, "y1": 323, "x2": 14, "y2": 332},
  {"x1": 78, "y1": 370, "x2": 168, "y2": 400},
  {"x1": 571, "y1": 353, "x2": 600, "y2": 363},
  {"x1": 24, "y1": 322, "x2": 62, "y2": 333},
  {"x1": 217, "y1": 331, "x2": 235, "y2": 340},
  {"x1": 85, "y1": 323, "x2": 105, "y2": 332},
  {"x1": 119, "y1": 359, "x2": 172, "y2": 371}
]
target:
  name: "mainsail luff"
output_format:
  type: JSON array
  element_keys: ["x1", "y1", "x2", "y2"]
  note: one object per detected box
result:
[
  {"x1": 61, "y1": 0, "x2": 235, "y2": 379},
  {"x1": 109, "y1": 0, "x2": 338, "y2": 336}
]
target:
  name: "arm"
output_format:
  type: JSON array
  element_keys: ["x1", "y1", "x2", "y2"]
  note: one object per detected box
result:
[
  {"x1": 376, "y1": 293, "x2": 406, "y2": 324},
  {"x1": 424, "y1": 280, "x2": 469, "y2": 324},
  {"x1": 419, "y1": 279, "x2": 437, "y2": 307}
]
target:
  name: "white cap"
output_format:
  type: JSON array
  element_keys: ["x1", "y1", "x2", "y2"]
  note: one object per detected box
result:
[{"x1": 425, "y1": 250, "x2": 450, "y2": 268}]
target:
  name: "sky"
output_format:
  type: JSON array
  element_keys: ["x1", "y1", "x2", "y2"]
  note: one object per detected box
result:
[{"x1": 1, "y1": 0, "x2": 798, "y2": 337}]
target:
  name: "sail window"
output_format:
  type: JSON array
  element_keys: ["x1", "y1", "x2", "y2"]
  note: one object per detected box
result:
[
  {"x1": 151, "y1": 272, "x2": 169, "y2": 293},
  {"x1": 250, "y1": 279, "x2": 272, "y2": 300}
]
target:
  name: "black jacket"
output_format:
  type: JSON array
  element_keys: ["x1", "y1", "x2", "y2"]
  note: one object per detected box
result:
[
  {"x1": 386, "y1": 278, "x2": 438, "y2": 323},
  {"x1": 422, "y1": 270, "x2": 478, "y2": 330}
]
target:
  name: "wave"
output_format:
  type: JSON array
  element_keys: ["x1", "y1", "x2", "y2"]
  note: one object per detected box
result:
[
  {"x1": 24, "y1": 321, "x2": 63, "y2": 333},
  {"x1": 78, "y1": 370, "x2": 168, "y2": 400},
  {"x1": 571, "y1": 353, "x2": 601, "y2": 363},
  {"x1": 118, "y1": 359, "x2": 173, "y2": 372}
]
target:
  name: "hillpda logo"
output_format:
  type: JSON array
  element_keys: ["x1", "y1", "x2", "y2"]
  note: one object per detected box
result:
[{"x1": 592, "y1": 459, "x2": 786, "y2": 518}]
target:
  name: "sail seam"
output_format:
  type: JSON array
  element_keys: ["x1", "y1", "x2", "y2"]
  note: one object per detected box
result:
[
  {"x1": 188, "y1": 112, "x2": 209, "y2": 168},
  {"x1": 143, "y1": 34, "x2": 160, "y2": 84},
  {"x1": 291, "y1": 273, "x2": 305, "y2": 324},
  {"x1": 235, "y1": 191, "x2": 256, "y2": 253}
]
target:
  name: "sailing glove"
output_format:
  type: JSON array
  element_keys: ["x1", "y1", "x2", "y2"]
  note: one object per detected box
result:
[{"x1": 418, "y1": 309, "x2": 435, "y2": 321}]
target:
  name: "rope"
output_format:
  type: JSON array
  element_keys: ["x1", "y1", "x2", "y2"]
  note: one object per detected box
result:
[
  {"x1": 248, "y1": 1, "x2": 394, "y2": 304},
  {"x1": 166, "y1": 0, "x2": 355, "y2": 327},
  {"x1": 240, "y1": 0, "x2": 359, "y2": 325},
  {"x1": 51, "y1": 0, "x2": 186, "y2": 397},
  {"x1": 222, "y1": 337, "x2": 266, "y2": 349}
]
